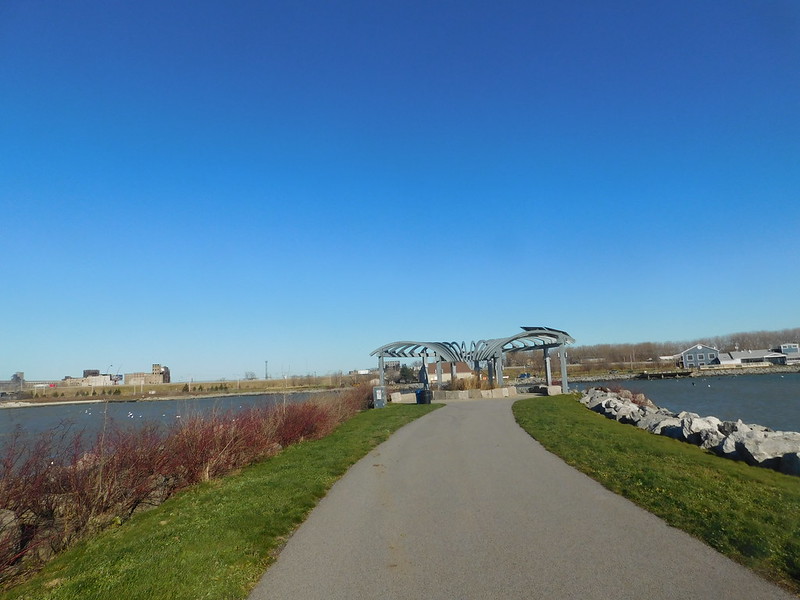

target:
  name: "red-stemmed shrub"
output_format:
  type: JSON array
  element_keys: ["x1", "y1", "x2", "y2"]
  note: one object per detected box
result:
[
  {"x1": 0, "y1": 389, "x2": 365, "y2": 585},
  {"x1": 275, "y1": 403, "x2": 333, "y2": 447}
]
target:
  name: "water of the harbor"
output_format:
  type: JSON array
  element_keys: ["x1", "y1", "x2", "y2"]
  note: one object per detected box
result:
[
  {"x1": 0, "y1": 391, "x2": 319, "y2": 445},
  {"x1": 574, "y1": 373, "x2": 800, "y2": 432}
]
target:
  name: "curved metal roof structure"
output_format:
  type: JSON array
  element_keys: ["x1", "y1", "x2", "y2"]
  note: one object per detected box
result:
[{"x1": 371, "y1": 326, "x2": 574, "y2": 364}]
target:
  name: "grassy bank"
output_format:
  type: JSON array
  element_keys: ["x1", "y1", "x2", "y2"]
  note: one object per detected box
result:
[
  {"x1": 1, "y1": 403, "x2": 439, "y2": 600},
  {"x1": 513, "y1": 395, "x2": 800, "y2": 595}
]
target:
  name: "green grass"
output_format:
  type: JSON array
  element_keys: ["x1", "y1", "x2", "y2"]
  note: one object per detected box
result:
[
  {"x1": 513, "y1": 395, "x2": 800, "y2": 595},
  {"x1": 2, "y1": 403, "x2": 440, "y2": 600}
]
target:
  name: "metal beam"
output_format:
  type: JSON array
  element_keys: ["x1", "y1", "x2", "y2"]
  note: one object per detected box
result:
[{"x1": 370, "y1": 327, "x2": 574, "y2": 391}]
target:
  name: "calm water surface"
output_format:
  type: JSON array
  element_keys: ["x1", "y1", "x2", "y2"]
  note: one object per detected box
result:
[
  {"x1": 576, "y1": 373, "x2": 800, "y2": 432},
  {"x1": 0, "y1": 392, "x2": 318, "y2": 444}
]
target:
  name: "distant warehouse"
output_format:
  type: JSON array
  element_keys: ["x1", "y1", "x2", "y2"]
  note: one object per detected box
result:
[{"x1": 125, "y1": 364, "x2": 171, "y2": 385}]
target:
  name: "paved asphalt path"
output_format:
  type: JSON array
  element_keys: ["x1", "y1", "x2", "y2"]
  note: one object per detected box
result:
[{"x1": 249, "y1": 398, "x2": 795, "y2": 599}]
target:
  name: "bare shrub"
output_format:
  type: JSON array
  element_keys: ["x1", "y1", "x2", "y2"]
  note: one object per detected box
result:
[
  {"x1": 275, "y1": 403, "x2": 334, "y2": 447},
  {"x1": 0, "y1": 389, "x2": 364, "y2": 584},
  {"x1": 444, "y1": 378, "x2": 467, "y2": 391},
  {"x1": 337, "y1": 384, "x2": 372, "y2": 414},
  {"x1": 164, "y1": 406, "x2": 284, "y2": 485},
  {"x1": 457, "y1": 376, "x2": 481, "y2": 390}
]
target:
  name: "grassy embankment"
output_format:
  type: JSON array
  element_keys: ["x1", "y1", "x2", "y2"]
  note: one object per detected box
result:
[
  {"x1": 1, "y1": 403, "x2": 440, "y2": 600},
  {"x1": 513, "y1": 395, "x2": 800, "y2": 595}
]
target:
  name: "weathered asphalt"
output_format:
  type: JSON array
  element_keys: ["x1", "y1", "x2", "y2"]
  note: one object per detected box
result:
[{"x1": 248, "y1": 397, "x2": 795, "y2": 599}]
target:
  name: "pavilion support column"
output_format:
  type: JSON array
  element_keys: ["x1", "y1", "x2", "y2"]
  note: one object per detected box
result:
[
  {"x1": 496, "y1": 354, "x2": 504, "y2": 387},
  {"x1": 436, "y1": 356, "x2": 443, "y2": 390},
  {"x1": 450, "y1": 362, "x2": 457, "y2": 385},
  {"x1": 379, "y1": 355, "x2": 385, "y2": 387},
  {"x1": 422, "y1": 355, "x2": 428, "y2": 388},
  {"x1": 560, "y1": 348, "x2": 569, "y2": 393},
  {"x1": 487, "y1": 359, "x2": 495, "y2": 388},
  {"x1": 544, "y1": 347, "x2": 553, "y2": 386}
]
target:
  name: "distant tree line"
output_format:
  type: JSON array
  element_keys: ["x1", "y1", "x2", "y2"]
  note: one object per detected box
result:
[{"x1": 505, "y1": 327, "x2": 800, "y2": 370}]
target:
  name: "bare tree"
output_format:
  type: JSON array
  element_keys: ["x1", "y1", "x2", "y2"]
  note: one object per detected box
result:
[{"x1": 566, "y1": 327, "x2": 800, "y2": 367}]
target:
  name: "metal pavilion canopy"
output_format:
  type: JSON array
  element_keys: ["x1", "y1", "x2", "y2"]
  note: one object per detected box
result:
[{"x1": 371, "y1": 326, "x2": 575, "y2": 391}]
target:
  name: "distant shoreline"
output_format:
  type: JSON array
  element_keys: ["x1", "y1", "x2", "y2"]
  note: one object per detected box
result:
[
  {"x1": 571, "y1": 364, "x2": 798, "y2": 383},
  {"x1": 3, "y1": 366, "x2": 797, "y2": 409},
  {"x1": 0, "y1": 388, "x2": 339, "y2": 410}
]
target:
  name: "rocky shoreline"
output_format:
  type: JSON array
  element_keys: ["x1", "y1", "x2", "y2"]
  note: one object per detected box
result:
[
  {"x1": 580, "y1": 387, "x2": 800, "y2": 476},
  {"x1": 571, "y1": 364, "x2": 799, "y2": 383}
]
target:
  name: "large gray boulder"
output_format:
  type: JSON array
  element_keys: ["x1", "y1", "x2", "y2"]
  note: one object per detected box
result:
[
  {"x1": 591, "y1": 397, "x2": 620, "y2": 417},
  {"x1": 635, "y1": 407, "x2": 671, "y2": 432},
  {"x1": 718, "y1": 420, "x2": 744, "y2": 436},
  {"x1": 681, "y1": 415, "x2": 723, "y2": 446},
  {"x1": 718, "y1": 429, "x2": 749, "y2": 460},
  {"x1": 584, "y1": 395, "x2": 607, "y2": 411},
  {"x1": 649, "y1": 416, "x2": 683, "y2": 437},
  {"x1": 698, "y1": 427, "x2": 726, "y2": 451},
  {"x1": 780, "y1": 453, "x2": 800, "y2": 476},
  {"x1": 677, "y1": 410, "x2": 700, "y2": 419},
  {"x1": 736, "y1": 432, "x2": 800, "y2": 469},
  {"x1": 614, "y1": 403, "x2": 642, "y2": 425}
]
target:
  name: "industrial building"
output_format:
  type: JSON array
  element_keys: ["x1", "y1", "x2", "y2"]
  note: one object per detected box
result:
[{"x1": 124, "y1": 364, "x2": 171, "y2": 386}]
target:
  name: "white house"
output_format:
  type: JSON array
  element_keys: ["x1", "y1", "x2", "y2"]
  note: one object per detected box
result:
[{"x1": 426, "y1": 362, "x2": 473, "y2": 384}]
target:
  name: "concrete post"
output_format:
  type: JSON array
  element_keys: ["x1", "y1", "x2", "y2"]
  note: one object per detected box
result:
[
  {"x1": 544, "y1": 347, "x2": 553, "y2": 386},
  {"x1": 496, "y1": 353, "x2": 504, "y2": 387},
  {"x1": 436, "y1": 359, "x2": 443, "y2": 390},
  {"x1": 450, "y1": 362, "x2": 457, "y2": 385},
  {"x1": 560, "y1": 348, "x2": 569, "y2": 393},
  {"x1": 379, "y1": 355, "x2": 385, "y2": 387}
]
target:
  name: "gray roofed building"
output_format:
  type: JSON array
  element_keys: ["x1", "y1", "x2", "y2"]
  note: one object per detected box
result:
[
  {"x1": 678, "y1": 344, "x2": 720, "y2": 368},
  {"x1": 718, "y1": 349, "x2": 788, "y2": 366}
]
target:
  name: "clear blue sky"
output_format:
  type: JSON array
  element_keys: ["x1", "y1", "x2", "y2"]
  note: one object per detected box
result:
[{"x1": 1, "y1": 0, "x2": 798, "y2": 381}]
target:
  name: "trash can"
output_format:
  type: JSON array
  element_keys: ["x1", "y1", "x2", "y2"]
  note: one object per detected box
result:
[
  {"x1": 372, "y1": 386, "x2": 387, "y2": 409},
  {"x1": 415, "y1": 389, "x2": 432, "y2": 404}
]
